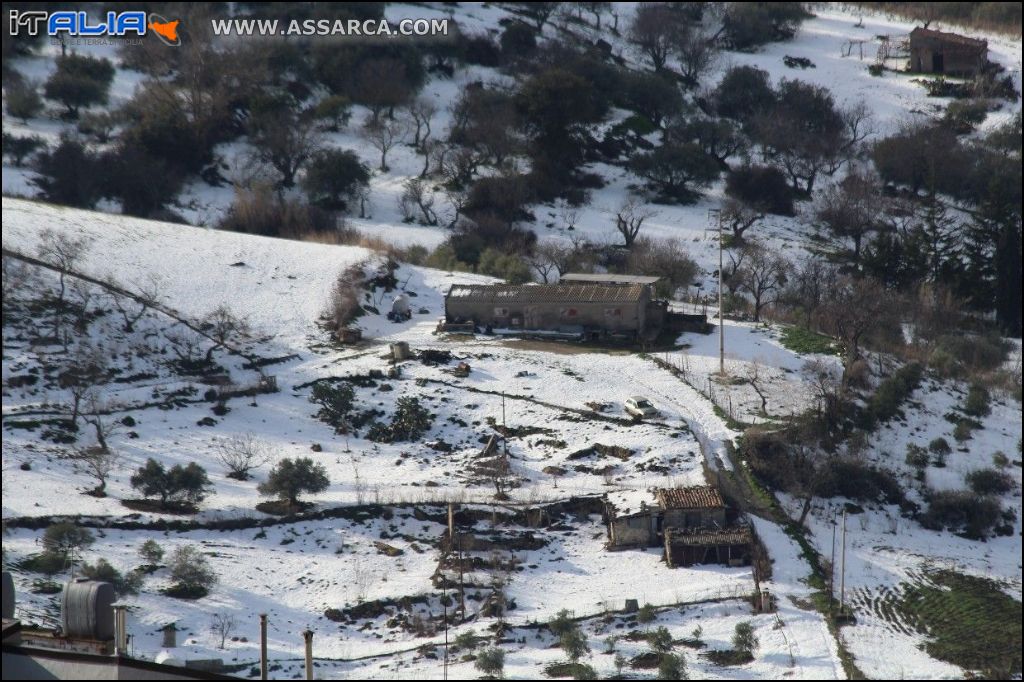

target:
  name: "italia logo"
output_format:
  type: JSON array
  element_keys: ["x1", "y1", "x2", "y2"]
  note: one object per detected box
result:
[{"x1": 8, "y1": 10, "x2": 181, "y2": 45}]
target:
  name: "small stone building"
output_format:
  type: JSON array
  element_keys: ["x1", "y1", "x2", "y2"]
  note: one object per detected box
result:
[
  {"x1": 444, "y1": 276, "x2": 663, "y2": 341},
  {"x1": 606, "y1": 485, "x2": 728, "y2": 549},
  {"x1": 909, "y1": 28, "x2": 988, "y2": 76},
  {"x1": 664, "y1": 526, "x2": 753, "y2": 568}
]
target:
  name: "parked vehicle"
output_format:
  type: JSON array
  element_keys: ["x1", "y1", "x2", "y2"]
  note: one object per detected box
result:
[{"x1": 624, "y1": 396, "x2": 659, "y2": 419}]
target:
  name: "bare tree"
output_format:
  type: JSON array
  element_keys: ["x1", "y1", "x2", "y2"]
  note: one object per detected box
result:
[
  {"x1": 214, "y1": 433, "x2": 270, "y2": 480},
  {"x1": 36, "y1": 229, "x2": 90, "y2": 339},
  {"x1": 815, "y1": 166, "x2": 885, "y2": 263},
  {"x1": 200, "y1": 305, "x2": 250, "y2": 362},
  {"x1": 362, "y1": 117, "x2": 407, "y2": 172},
  {"x1": 406, "y1": 98, "x2": 438, "y2": 150},
  {"x1": 614, "y1": 197, "x2": 659, "y2": 247},
  {"x1": 67, "y1": 278, "x2": 96, "y2": 332},
  {"x1": 781, "y1": 256, "x2": 839, "y2": 330},
  {"x1": 166, "y1": 327, "x2": 206, "y2": 366},
  {"x1": 80, "y1": 392, "x2": 121, "y2": 453},
  {"x1": 72, "y1": 444, "x2": 122, "y2": 496},
  {"x1": 744, "y1": 361, "x2": 770, "y2": 415},
  {"x1": 629, "y1": 3, "x2": 678, "y2": 71},
  {"x1": 802, "y1": 359, "x2": 843, "y2": 432},
  {"x1": 210, "y1": 613, "x2": 237, "y2": 650},
  {"x1": 822, "y1": 275, "x2": 894, "y2": 376},
  {"x1": 721, "y1": 197, "x2": 764, "y2": 243},
  {"x1": 399, "y1": 177, "x2": 438, "y2": 225},
  {"x1": 673, "y1": 25, "x2": 718, "y2": 86},
  {"x1": 558, "y1": 203, "x2": 580, "y2": 231},
  {"x1": 735, "y1": 242, "x2": 788, "y2": 322},
  {"x1": 2, "y1": 254, "x2": 34, "y2": 304},
  {"x1": 247, "y1": 109, "x2": 323, "y2": 189},
  {"x1": 59, "y1": 342, "x2": 109, "y2": 428},
  {"x1": 108, "y1": 274, "x2": 163, "y2": 332}
]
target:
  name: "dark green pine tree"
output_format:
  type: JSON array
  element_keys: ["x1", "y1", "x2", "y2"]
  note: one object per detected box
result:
[
  {"x1": 962, "y1": 173, "x2": 1022, "y2": 334},
  {"x1": 994, "y1": 219, "x2": 1022, "y2": 337}
]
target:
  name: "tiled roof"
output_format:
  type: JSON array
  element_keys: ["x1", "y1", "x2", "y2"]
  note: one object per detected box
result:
[
  {"x1": 561, "y1": 273, "x2": 661, "y2": 285},
  {"x1": 446, "y1": 283, "x2": 647, "y2": 305},
  {"x1": 655, "y1": 486, "x2": 724, "y2": 510},
  {"x1": 665, "y1": 526, "x2": 752, "y2": 546}
]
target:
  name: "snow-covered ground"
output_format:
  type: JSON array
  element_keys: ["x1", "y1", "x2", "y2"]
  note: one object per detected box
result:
[
  {"x1": 3, "y1": 197, "x2": 846, "y2": 677},
  {"x1": 3, "y1": 2, "x2": 1022, "y2": 678}
]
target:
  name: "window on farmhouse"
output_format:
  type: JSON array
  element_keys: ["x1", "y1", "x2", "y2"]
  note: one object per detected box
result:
[
  {"x1": 559, "y1": 307, "x2": 578, "y2": 318},
  {"x1": 494, "y1": 307, "x2": 509, "y2": 316},
  {"x1": 604, "y1": 307, "x2": 622, "y2": 317}
]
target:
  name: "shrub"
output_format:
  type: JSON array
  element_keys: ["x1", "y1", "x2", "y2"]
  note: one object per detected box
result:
[
  {"x1": 732, "y1": 621, "x2": 759, "y2": 656},
  {"x1": 474, "y1": 646, "x2": 505, "y2": 677},
  {"x1": 1, "y1": 133, "x2": 44, "y2": 167},
  {"x1": 722, "y1": 2, "x2": 807, "y2": 50},
  {"x1": 130, "y1": 458, "x2": 212, "y2": 508},
  {"x1": 5, "y1": 79, "x2": 44, "y2": 121},
  {"x1": 572, "y1": 663, "x2": 598, "y2": 680},
  {"x1": 560, "y1": 627, "x2": 589, "y2": 663},
  {"x1": 258, "y1": 457, "x2": 330, "y2": 506},
  {"x1": 548, "y1": 609, "x2": 576, "y2": 637},
  {"x1": 931, "y1": 333, "x2": 1009, "y2": 379},
  {"x1": 966, "y1": 468, "x2": 1014, "y2": 496},
  {"x1": 33, "y1": 136, "x2": 104, "y2": 208},
  {"x1": 953, "y1": 420, "x2": 974, "y2": 442},
  {"x1": 725, "y1": 165, "x2": 794, "y2": 216},
  {"x1": 453, "y1": 630, "x2": 477, "y2": 650},
  {"x1": 637, "y1": 602, "x2": 657, "y2": 623},
  {"x1": 714, "y1": 66, "x2": 775, "y2": 123},
  {"x1": 943, "y1": 99, "x2": 989, "y2": 134},
  {"x1": 136, "y1": 540, "x2": 163, "y2": 567},
  {"x1": 963, "y1": 384, "x2": 991, "y2": 417},
  {"x1": 648, "y1": 626, "x2": 674, "y2": 653},
  {"x1": 920, "y1": 489, "x2": 1002, "y2": 539},
  {"x1": 302, "y1": 149, "x2": 370, "y2": 210},
  {"x1": 42, "y1": 522, "x2": 94, "y2": 560},
  {"x1": 868, "y1": 362, "x2": 923, "y2": 424},
  {"x1": 993, "y1": 451, "x2": 1010, "y2": 468},
  {"x1": 820, "y1": 460, "x2": 904, "y2": 503},
  {"x1": 928, "y1": 438, "x2": 952, "y2": 456},
  {"x1": 478, "y1": 248, "x2": 532, "y2": 284},
  {"x1": 906, "y1": 444, "x2": 930, "y2": 469},
  {"x1": 219, "y1": 186, "x2": 338, "y2": 239},
  {"x1": 310, "y1": 382, "x2": 356, "y2": 431},
  {"x1": 43, "y1": 54, "x2": 115, "y2": 117},
  {"x1": 79, "y1": 558, "x2": 142, "y2": 596},
  {"x1": 367, "y1": 396, "x2": 433, "y2": 443},
  {"x1": 167, "y1": 545, "x2": 217, "y2": 597},
  {"x1": 658, "y1": 652, "x2": 687, "y2": 680}
]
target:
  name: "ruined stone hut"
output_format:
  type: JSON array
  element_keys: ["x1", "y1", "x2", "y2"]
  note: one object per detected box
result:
[{"x1": 909, "y1": 27, "x2": 988, "y2": 76}]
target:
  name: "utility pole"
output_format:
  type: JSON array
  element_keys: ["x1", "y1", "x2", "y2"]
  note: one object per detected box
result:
[
  {"x1": 840, "y1": 508, "x2": 848, "y2": 614},
  {"x1": 708, "y1": 208, "x2": 725, "y2": 376},
  {"x1": 442, "y1": 577, "x2": 449, "y2": 680},
  {"x1": 718, "y1": 209, "x2": 725, "y2": 376},
  {"x1": 829, "y1": 507, "x2": 837, "y2": 609}
]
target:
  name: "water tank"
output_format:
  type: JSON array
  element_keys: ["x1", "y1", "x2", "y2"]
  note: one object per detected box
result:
[
  {"x1": 61, "y1": 578, "x2": 115, "y2": 640},
  {"x1": 392, "y1": 294, "x2": 411, "y2": 316},
  {"x1": 2, "y1": 571, "x2": 14, "y2": 619}
]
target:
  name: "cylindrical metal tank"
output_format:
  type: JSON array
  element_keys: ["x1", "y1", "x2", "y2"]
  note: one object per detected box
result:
[
  {"x1": 61, "y1": 578, "x2": 115, "y2": 640},
  {"x1": 1, "y1": 571, "x2": 14, "y2": 619}
]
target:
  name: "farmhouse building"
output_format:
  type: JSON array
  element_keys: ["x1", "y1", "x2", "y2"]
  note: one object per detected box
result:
[
  {"x1": 664, "y1": 526, "x2": 753, "y2": 568},
  {"x1": 605, "y1": 486, "x2": 756, "y2": 569},
  {"x1": 442, "y1": 276, "x2": 665, "y2": 341},
  {"x1": 908, "y1": 27, "x2": 988, "y2": 76},
  {"x1": 605, "y1": 486, "x2": 728, "y2": 549}
]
